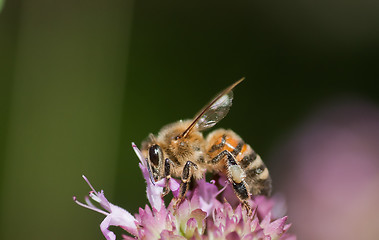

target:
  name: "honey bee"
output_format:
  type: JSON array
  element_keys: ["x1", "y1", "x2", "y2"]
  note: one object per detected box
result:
[{"x1": 141, "y1": 78, "x2": 271, "y2": 213}]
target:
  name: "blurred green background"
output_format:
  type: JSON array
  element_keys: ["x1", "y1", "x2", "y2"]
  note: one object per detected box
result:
[{"x1": 0, "y1": 0, "x2": 378, "y2": 239}]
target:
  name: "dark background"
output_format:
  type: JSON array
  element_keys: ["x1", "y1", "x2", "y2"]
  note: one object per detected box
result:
[{"x1": 0, "y1": 0, "x2": 378, "y2": 239}]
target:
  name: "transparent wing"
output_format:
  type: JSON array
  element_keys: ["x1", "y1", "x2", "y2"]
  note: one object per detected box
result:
[
  {"x1": 196, "y1": 90, "x2": 233, "y2": 131},
  {"x1": 180, "y1": 77, "x2": 244, "y2": 138}
]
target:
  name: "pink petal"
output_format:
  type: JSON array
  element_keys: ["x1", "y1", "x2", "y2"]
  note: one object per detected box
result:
[
  {"x1": 160, "y1": 230, "x2": 186, "y2": 240},
  {"x1": 241, "y1": 232, "x2": 256, "y2": 240},
  {"x1": 108, "y1": 204, "x2": 138, "y2": 236},
  {"x1": 169, "y1": 178, "x2": 180, "y2": 198},
  {"x1": 176, "y1": 199, "x2": 191, "y2": 217},
  {"x1": 185, "y1": 218, "x2": 198, "y2": 237},
  {"x1": 226, "y1": 232, "x2": 241, "y2": 240},
  {"x1": 134, "y1": 144, "x2": 165, "y2": 211},
  {"x1": 100, "y1": 215, "x2": 116, "y2": 240},
  {"x1": 260, "y1": 212, "x2": 271, "y2": 229},
  {"x1": 190, "y1": 209, "x2": 207, "y2": 233},
  {"x1": 132, "y1": 142, "x2": 146, "y2": 166},
  {"x1": 139, "y1": 163, "x2": 164, "y2": 211},
  {"x1": 254, "y1": 195, "x2": 274, "y2": 220},
  {"x1": 212, "y1": 207, "x2": 226, "y2": 227},
  {"x1": 250, "y1": 218, "x2": 262, "y2": 233},
  {"x1": 122, "y1": 235, "x2": 137, "y2": 240},
  {"x1": 264, "y1": 216, "x2": 287, "y2": 237},
  {"x1": 283, "y1": 223, "x2": 292, "y2": 232}
]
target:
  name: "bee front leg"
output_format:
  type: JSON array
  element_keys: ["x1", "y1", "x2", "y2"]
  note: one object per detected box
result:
[
  {"x1": 162, "y1": 158, "x2": 173, "y2": 197},
  {"x1": 173, "y1": 161, "x2": 198, "y2": 210}
]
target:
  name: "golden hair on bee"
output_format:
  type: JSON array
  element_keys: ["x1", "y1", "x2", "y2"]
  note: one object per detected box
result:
[{"x1": 141, "y1": 77, "x2": 271, "y2": 214}]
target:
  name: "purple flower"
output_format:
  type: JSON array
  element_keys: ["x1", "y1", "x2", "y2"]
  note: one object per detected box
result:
[
  {"x1": 74, "y1": 143, "x2": 295, "y2": 240},
  {"x1": 73, "y1": 175, "x2": 138, "y2": 240}
]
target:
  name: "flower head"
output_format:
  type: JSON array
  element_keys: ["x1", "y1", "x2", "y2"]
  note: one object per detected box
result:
[{"x1": 74, "y1": 143, "x2": 295, "y2": 240}]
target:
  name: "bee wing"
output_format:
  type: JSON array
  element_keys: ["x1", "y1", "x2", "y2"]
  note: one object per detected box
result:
[
  {"x1": 180, "y1": 77, "x2": 244, "y2": 138},
  {"x1": 196, "y1": 90, "x2": 233, "y2": 131}
]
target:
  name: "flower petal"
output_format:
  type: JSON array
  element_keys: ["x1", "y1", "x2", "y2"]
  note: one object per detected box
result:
[
  {"x1": 108, "y1": 204, "x2": 138, "y2": 236},
  {"x1": 185, "y1": 218, "x2": 198, "y2": 238},
  {"x1": 100, "y1": 215, "x2": 116, "y2": 240},
  {"x1": 265, "y1": 216, "x2": 287, "y2": 236},
  {"x1": 139, "y1": 162, "x2": 164, "y2": 211},
  {"x1": 160, "y1": 230, "x2": 186, "y2": 240},
  {"x1": 226, "y1": 231, "x2": 241, "y2": 240},
  {"x1": 169, "y1": 178, "x2": 181, "y2": 198}
]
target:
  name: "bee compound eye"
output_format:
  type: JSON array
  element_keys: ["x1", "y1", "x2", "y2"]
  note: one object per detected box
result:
[{"x1": 148, "y1": 144, "x2": 162, "y2": 166}]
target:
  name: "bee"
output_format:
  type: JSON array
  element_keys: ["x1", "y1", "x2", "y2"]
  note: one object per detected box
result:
[{"x1": 141, "y1": 78, "x2": 271, "y2": 213}]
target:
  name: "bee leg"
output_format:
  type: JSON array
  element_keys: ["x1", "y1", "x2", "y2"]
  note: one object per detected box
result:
[
  {"x1": 173, "y1": 161, "x2": 198, "y2": 210},
  {"x1": 227, "y1": 153, "x2": 253, "y2": 216},
  {"x1": 242, "y1": 200, "x2": 253, "y2": 217},
  {"x1": 210, "y1": 150, "x2": 252, "y2": 216},
  {"x1": 162, "y1": 158, "x2": 173, "y2": 197},
  {"x1": 209, "y1": 149, "x2": 230, "y2": 164}
]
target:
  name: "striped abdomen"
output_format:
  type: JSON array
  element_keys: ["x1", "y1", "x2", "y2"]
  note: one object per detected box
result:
[{"x1": 206, "y1": 129, "x2": 272, "y2": 196}]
